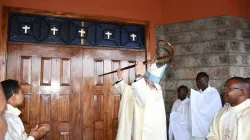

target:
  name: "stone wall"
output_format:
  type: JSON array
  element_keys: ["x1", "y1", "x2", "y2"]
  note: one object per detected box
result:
[{"x1": 155, "y1": 16, "x2": 250, "y2": 123}]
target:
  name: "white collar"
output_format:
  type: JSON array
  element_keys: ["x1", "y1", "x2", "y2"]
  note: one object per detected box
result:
[
  {"x1": 231, "y1": 99, "x2": 250, "y2": 113},
  {"x1": 199, "y1": 85, "x2": 211, "y2": 93},
  {"x1": 5, "y1": 104, "x2": 21, "y2": 116},
  {"x1": 181, "y1": 97, "x2": 190, "y2": 104}
]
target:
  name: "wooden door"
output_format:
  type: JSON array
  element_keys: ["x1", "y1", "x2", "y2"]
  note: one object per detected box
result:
[
  {"x1": 6, "y1": 42, "x2": 145, "y2": 140},
  {"x1": 7, "y1": 43, "x2": 83, "y2": 140}
]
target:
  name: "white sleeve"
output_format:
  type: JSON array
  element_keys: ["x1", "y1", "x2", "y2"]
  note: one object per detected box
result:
[
  {"x1": 131, "y1": 78, "x2": 147, "y2": 106},
  {"x1": 114, "y1": 80, "x2": 129, "y2": 96},
  {"x1": 5, "y1": 116, "x2": 34, "y2": 140}
]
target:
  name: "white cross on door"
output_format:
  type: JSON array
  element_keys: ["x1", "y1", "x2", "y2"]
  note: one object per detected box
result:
[
  {"x1": 105, "y1": 31, "x2": 112, "y2": 39},
  {"x1": 78, "y1": 29, "x2": 86, "y2": 38},
  {"x1": 130, "y1": 33, "x2": 137, "y2": 41},
  {"x1": 51, "y1": 27, "x2": 58, "y2": 35},
  {"x1": 22, "y1": 25, "x2": 30, "y2": 34}
]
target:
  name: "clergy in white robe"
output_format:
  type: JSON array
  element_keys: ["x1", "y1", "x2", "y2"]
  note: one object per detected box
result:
[
  {"x1": 190, "y1": 72, "x2": 222, "y2": 140},
  {"x1": 131, "y1": 62, "x2": 167, "y2": 140},
  {"x1": 207, "y1": 77, "x2": 250, "y2": 140},
  {"x1": 114, "y1": 79, "x2": 135, "y2": 140},
  {"x1": 169, "y1": 85, "x2": 190, "y2": 140}
]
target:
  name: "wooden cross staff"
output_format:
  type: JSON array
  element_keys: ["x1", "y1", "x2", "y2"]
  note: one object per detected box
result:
[{"x1": 98, "y1": 40, "x2": 175, "y2": 77}]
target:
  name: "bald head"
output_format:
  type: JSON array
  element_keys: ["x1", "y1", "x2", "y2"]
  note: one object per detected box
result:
[{"x1": 226, "y1": 77, "x2": 250, "y2": 94}]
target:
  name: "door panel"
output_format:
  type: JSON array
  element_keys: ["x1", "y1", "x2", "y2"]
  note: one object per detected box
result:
[{"x1": 7, "y1": 42, "x2": 145, "y2": 140}]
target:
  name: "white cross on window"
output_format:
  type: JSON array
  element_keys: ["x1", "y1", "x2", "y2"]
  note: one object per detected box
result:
[
  {"x1": 51, "y1": 27, "x2": 58, "y2": 35},
  {"x1": 105, "y1": 31, "x2": 112, "y2": 39},
  {"x1": 78, "y1": 29, "x2": 86, "y2": 37},
  {"x1": 130, "y1": 33, "x2": 137, "y2": 41},
  {"x1": 22, "y1": 25, "x2": 30, "y2": 34}
]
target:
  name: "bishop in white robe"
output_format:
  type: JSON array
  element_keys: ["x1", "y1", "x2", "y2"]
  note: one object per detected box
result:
[{"x1": 131, "y1": 62, "x2": 167, "y2": 140}]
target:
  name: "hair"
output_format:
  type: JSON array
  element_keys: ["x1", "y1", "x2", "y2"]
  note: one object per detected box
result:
[
  {"x1": 196, "y1": 72, "x2": 209, "y2": 80},
  {"x1": 1, "y1": 79, "x2": 20, "y2": 101},
  {"x1": 177, "y1": 85, "x2": 189, "y2": 94}
]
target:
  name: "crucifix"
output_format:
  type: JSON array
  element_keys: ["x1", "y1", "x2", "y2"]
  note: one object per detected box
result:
[
  {"x1": 51, "y1": 27, "x2": 58, "y2": 36},
  {"x1": 22, "y1": 25, "x2": 30, "y2": 34},
  {"x1": 105, "y1": 31, "x2": 112, "y2": 39},
  {"x1": 78, "y1": 29, "x2": 85, "y2": 38},
  {"x1": 130, "y1": 33, "x2": 137, "y2": 41}
]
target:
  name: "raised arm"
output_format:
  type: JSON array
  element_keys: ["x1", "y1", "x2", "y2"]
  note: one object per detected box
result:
[{"x1": 132, "y1": 62, "x2": 147, "y2": 106}]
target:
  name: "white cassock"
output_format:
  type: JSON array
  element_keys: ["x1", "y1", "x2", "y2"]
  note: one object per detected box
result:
[
  {"x1": 4, "y1": 104, "x2": 34, "y2": 140},
  {"x1": 115, "y1": 80, "x2": 135, "y2": 140},
  {"x1": 132, "y1": 78, "x2": 167, "y2": 140},
  {"x1": 169, "y1": 98, "x2": 191, "y2": 140},
  {"x1": 190, "y1": 87, "x2": 222, "y2": 140},
  {"x1": 207, "y1": 99, "x2": 250, "y2": 140}
]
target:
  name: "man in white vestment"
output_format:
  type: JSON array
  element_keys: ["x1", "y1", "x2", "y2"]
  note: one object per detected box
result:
[
  {"x1": 169, "y1": 85, "x2": 190, "y2": 140},
  {"x1": 207, "y1": 77, "x2": 250, "y2": 140},
  {"x1": 131, "y1": 62, "x2": 167, "y2": 140},
  {"x1": 0, "y1": 83, "x2": 7, "y2": 139},
  {"x1": 1, "y1": 79, "x2": 50, "y2": 140},
  {"x1": 190, "y1": 72, "x2": 222, "y2": 140},
  {"x1": 114, "y1": 68, "x2": 135, "y2": 140}
]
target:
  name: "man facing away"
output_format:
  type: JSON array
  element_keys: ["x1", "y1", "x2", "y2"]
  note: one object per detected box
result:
[
  {"x1": 131, "y1": 62, "x2": 167, "y2": 140},
  {"x1": 1, "y1": 79, "x2": 50, "y2": 140},
  {"x1": 169, "y1": 85, "x2": 191, "y2": 140},
  {"x1": 190, "y1": 72, "x2": 222, "y2": 140},
  {"x1": 114, "y1": 61, "x2": 167, "y2": 140},
  {"x1": 207, "y1": 77, "x2": 250, "y2": 140},
  {"x1": 114, "y1": 68, "x2": 135, "y2": 140}
]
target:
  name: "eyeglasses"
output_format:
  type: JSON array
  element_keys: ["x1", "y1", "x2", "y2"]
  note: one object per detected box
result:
[{"x1": 223, "y1": 86, "x2": 242, "y2": 92}]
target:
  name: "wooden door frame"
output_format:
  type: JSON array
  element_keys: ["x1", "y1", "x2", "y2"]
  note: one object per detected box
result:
[{"x1": 0, "y1": 6, "x2": 150, "y2": 81}]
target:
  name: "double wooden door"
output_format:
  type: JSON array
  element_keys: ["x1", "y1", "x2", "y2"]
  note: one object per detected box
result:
[{"x1": 6, "y1": 42, "x2": 145, "y2": 140}]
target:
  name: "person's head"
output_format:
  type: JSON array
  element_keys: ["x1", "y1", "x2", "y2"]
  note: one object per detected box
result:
[
  {"x1": 1, "y1": 80, "x2": 24, "y2": 107},
  {"x1": 223, "y1": 77, "x2": 249, "y2": 106},
  {"x1": 196, "y1": 72, "x2": 209, "y2": 91},
  {"x1": 144, "y1": 77, "x2": 156, "y2": 89},
  {"x1": 177, "y1": 85, "x2": 188, "y2": 101}
]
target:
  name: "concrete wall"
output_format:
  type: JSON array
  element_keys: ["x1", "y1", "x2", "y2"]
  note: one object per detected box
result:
[{"x1": 156, "y1": 15, "x2": 250, "y2": 121}]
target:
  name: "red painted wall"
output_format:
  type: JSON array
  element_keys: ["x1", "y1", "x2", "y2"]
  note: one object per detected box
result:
[
  {"x1": 163, "y1": 0, "x2": 250, "y2": 24},
  {"x1": 226, "y1": 0, "x2": 250, "y2": 19},
  {"x1": 163, "y1": 0, "x2": 227, "y2": 23}
]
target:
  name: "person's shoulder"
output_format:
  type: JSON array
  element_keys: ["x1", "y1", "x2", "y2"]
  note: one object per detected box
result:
[
  {"x1": 4, "y1": 113, "x2": 20, "y2": 125},
  {"x1": 173, "y1": 99, "x2": 181, "y2": 104},
  {"x1": 214, "y1": 106, "x2": 228, "y2": 119},
  {"x1": 207, "y1": 87, "x2": 220, "y2": 95}
]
